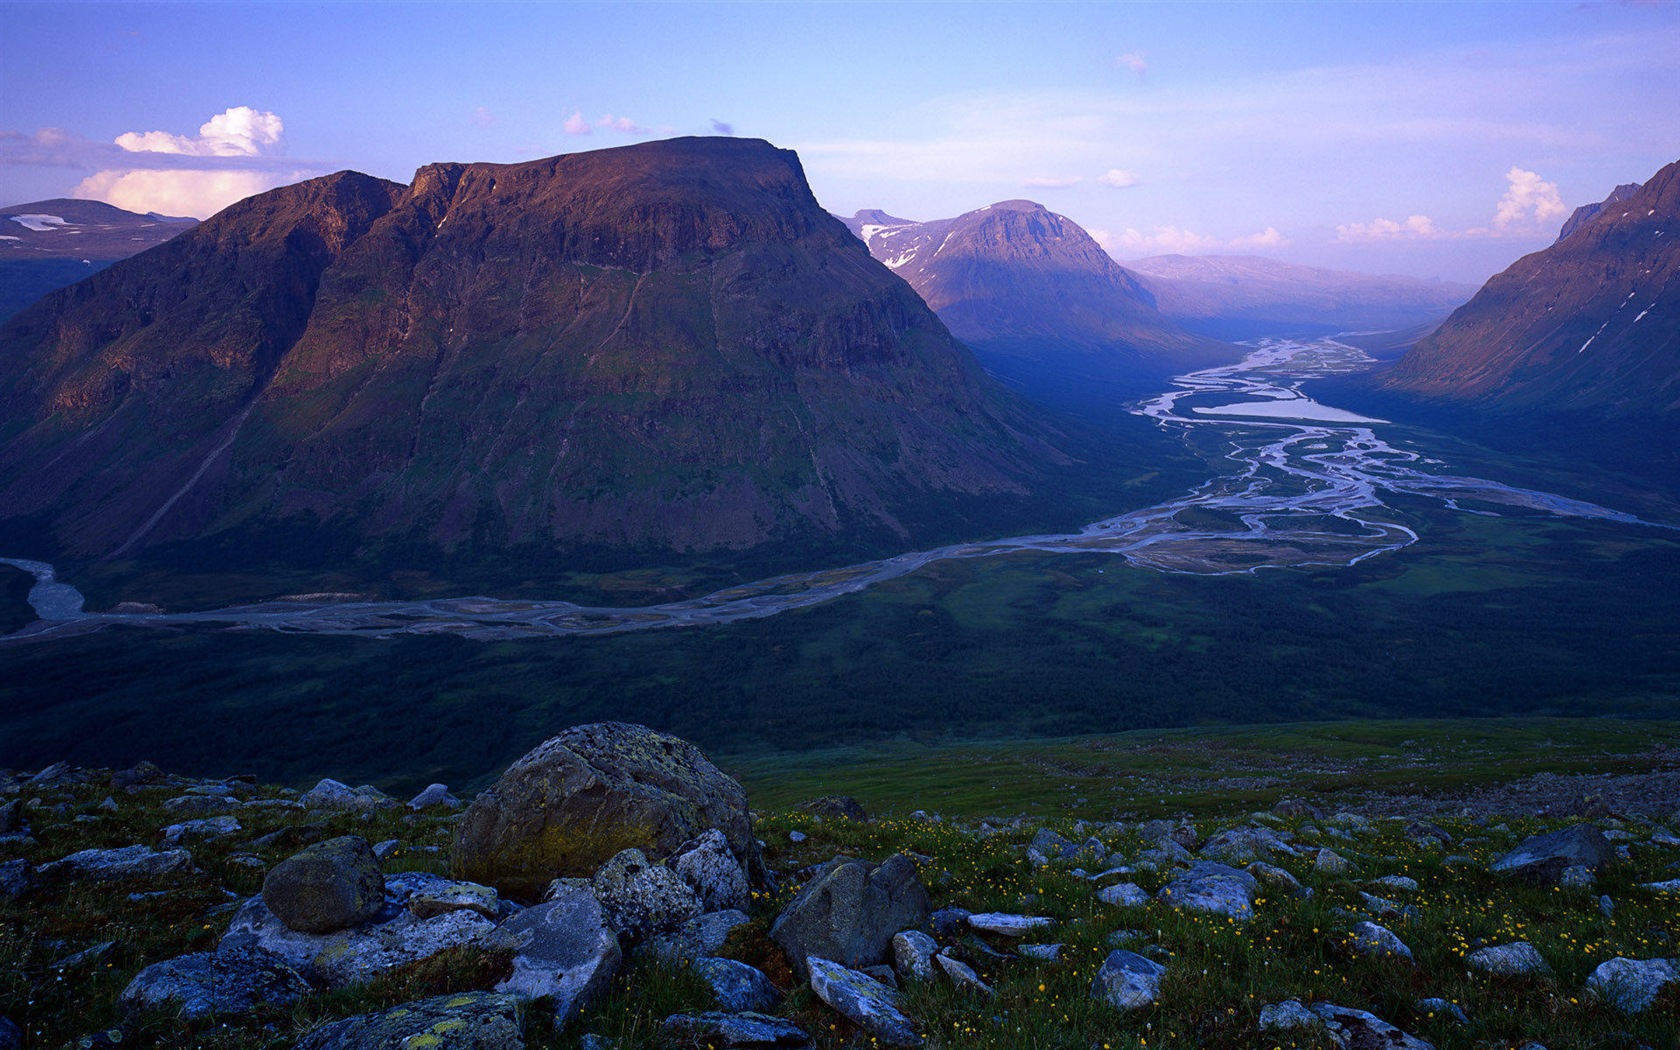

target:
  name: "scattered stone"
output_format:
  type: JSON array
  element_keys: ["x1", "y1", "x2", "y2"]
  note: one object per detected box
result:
[
  {"x1": 1651, "y1": 826, "x2": 1680, "y2": 847},
  {"x1": 406, "y1": 783, "x2": 461, "y2": 810},
  {"x1": 1639, "y1": 878, "x2": 1680, "y2": 893},
  {"x1": 1347, "y1": 921, "x2": 1414, "y2": 963},
  {"x1": 402, "y1": 877, "x2": 502, "y2": 920},
  {"x1": 262, "y1": 836, "x2": 385, "y2": 935},
  {"x1": 1258, "y1": 998, "x2": 1321, "y2": 1031},
  {"x1": 1199, "y1": 825, "x2": 1297, "y2": 865},
  {"x1": 1274, "y1": 799, "x2": 1323, "y2": 819},
  {"x1": 1467, "y1": 941, "x2": 1550, "y2": 976},
  {"x1": 1018, "y1": 943, "x2": 1062, "y2": 961},
  {"x1": 807, "y1": 956, "x2": 922, "y2": 1048},
  {"x1": 788, "y1": 830, "x2": 807, "y2": 844},
  {"x1": 293, "y1": 991, "x2": 524, "y2": 1049},
  {"x1": 578, "y1": 1035, "x2": 617, "y2": 1050},
  {"x1": 1492, "y1": 825, "x2": 1613, "y2": 884},
  {"x1": 452, "y1": 722, "x2": 752, "y2": 901},
  {"x1": 642, "y1": 909, "x2": 751, "y2": 964},
  {"x1": 40, "y1": 845, "x2": 195, "y2": 882},
  {"x1": 1585, "y1": 957, "x2": 1679, "y2": 1013},
  {"x1": 1416, "y1": 997, "x2": 1469, "y2": 1024},
  {"x1": 299, "y1": 778, "x2": 394, "y2": 813},
  {"x1": 1090, "y1": 949, "x2": 1166, "y2": 1010},
  {"x1": 160, "y1": 816, "x2": 240, "y2": 846},
  {"x1": 0, "y1": 859, "x2": 30, "y2": 899},
  {"x1": 0, "y1": 800, "x2": 22, "y2": 834},
  {"x1": 693, "y1": 957, "x2": 783, "y2": 1013},
  {"x1": 110, "y1": 761, "x2": 164, "y2": 789},
  {"x1": 592, "y1": 848, "x2": 702, "y2": 938},
  {"x1": 1096, "y1": 882, "x2": 1150, "y2": 908},
  {"x1": 98, "y1": 796, "x2": 119, "y2": 812},
  {"x1": 52, "y1": 941, "x2": 116, "y2": 970},
  {"x1": 927, "y1": 907, "x2": 970, "y2": 935},
  {"x1": 1358, "y1": 891, "x2": 1407, "y2": 920},
  {"x1": 935, "y1": 953, "x2": 993, "y2": 996},
  {"x1": 1600, "y1": 894, "x2": 1615, "y2": 918},
  {"x1": 162, "y1": 794, "x2": 239, "y2": 815},
  {"x1": 796, "y1": 796, "x2": 869, "y2": 822},
  {"x1": 28, "y1": 761, "x2": 74, "y2": 785},
  {"x1": 670, "y1": 828, "x2": 751, "y2": 912},
  {"x1": 371, "y1": 839, "x2": 401, "y2": 861},
  {"x1": 658, "y1": 1011, "x2": 814, "y2": 1049},
  {"x1": 1157, "y1": 861, "x2": 1258, "y2": 920},
  {"x1": 1369, "y1": 875, "x2": 1419, "y2": 893},
  {"x1": 892, "y1": 930, "x2": 939, "y2": 981},
  {"x1": 770, "y1": 855, "x2": 929, "y2": 978},
  {"x1": 967, "y1": 912, "x2": 1054, "y2": 936},
  {"x1": 1310, "y1": 1003, "x2": 1434, "y2": 1049},
  {"x1": 1406, "y1": 820, "x2": 1455, "y2": 847},
  {"x1": 1249, "y1": 862, "x2": 1310, "y2": 898},
  {"x1": 495, "y1": 884, "x2": 622, "y2": 1023},
  {"x1": 118, "y1": 946, "x2": 310, "y2": 1020},
  {"x1": 1314, "y1": 848, "x2": 1350, "y2": 875}
]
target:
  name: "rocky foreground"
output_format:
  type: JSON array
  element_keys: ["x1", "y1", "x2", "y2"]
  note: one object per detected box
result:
[{"x1": 1, "y1": 723, "x2": 1677, "y2": 1049}]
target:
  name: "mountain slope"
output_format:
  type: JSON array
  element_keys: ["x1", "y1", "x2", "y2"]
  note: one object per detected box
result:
[
  {"x1": 842, "y1": 202, "x2": 1233, "y2": 386},
  {"x1": 1556, "y1": 183, "x2": 1641, "y2": 244},
  {"x1": 0, "y1": 138, "x2": 1068, "y2": 591},
  {"x1": 0, "y1": 198, "x2": 196, "y2": 320}
]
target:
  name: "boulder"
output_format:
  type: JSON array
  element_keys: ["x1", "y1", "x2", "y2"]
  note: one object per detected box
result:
[
  {"x1": 407, "y1": 783, "x2": 461, "y2": 811},
  {"x1": 806, "y1": 956, "x2": 922, "y2": 1048},
  {"x1": 453, "y1": 722, "x2": 751, "y2": 901},
  {"x1": 769, "y1": 855, "x2": 929, "y2": 978},
  {"x1": 1466, "y1": 941, "x2": 1550, "y2": 976},
  {"x1": 1310, "y1": 1003, "x2": 1434, "y2": 1050},
  {"x1": 0, "y1": 800, "x2": 22, "y2": 833},
  {"x1": 495, "y1": 884, "x2": 622, "y2": 1023},
  {"x1": 642, "y1": 909, "x2": 751, "y2": 964},
  {"x1": 1157, "y1": 862, "x2": 1258, "y2": 920},
  {"x1": 219, "y1": 895, "x2": 496, "y2": 988},
  {"x1": 161, "y1": 816, "x2": 241, "y2": 846},
  {"x1": 927, "y1": 907, "x2": 970, "y2": 935},
  {"x1": 1090, "y1": 949, "x2": 1166, "y2": 1010},
  {"x1": 892, "y1": 931, "x2": 939, "y2": 981},
  {"x1": 118, "y1": 946, "x2": 309, "y2": 1020},
  {"x1": 262, "y1": 836, "x2": 385, "y2": 935},
  {"x1": 0, "y1": 859, "x2": 30, "y2": 899},
  {"x1": 670, "y1": 828, "x2": 750, "y2": 912},
  {"x1": 795, "y1": 796, "x2": 869, "y2": 822},
  {"x1": 592, "y1": 848, "x2": 702, "y2": 938},
  {"x1": 1273, "y1": 799, "x2": 1323, "y2": 819},
  {"x1": 1018, "y1": 943, "x2": 1061, "y2": 961},
  {"x1": 1347, "y1": 921, "x2": 1413, "y2": 963},
  {"x1": 1314, "y1": 848, "x2": 1350, "y2": 875},
  {"x1": 658, "y1": 1011, "x2": 814, "y2": 1049},
  {"x1": 1585, "y1": 957, "x2": 1679, "y2": 1013},
  {"x1": 1368, "y1": 875, "x2": 1418, "y2": 893},
  {"x1": 967, "y1": 912, "x2": 1054, "y2": 935},
  {"x1": 935, "y1": 953, "x2": 993, "y2": 996},
  {"x1": 1199, "y1": 826, "x2": 1297, "y2": 865},
  {"x1": 300, "y1": 779, "x2": 395, "y2": 813},
  {"x1": 40, "y1": 845, "x2": 194, "y2": 881},
  {"x1": 1491, "y1": 825, "x2": 1613, "y2": 884},
  {"x1": 1417, "y1": 998, "x2": 1469, "y2": 1024},
  {"x1": 1096, "y1": 882, "x2": 1149, "y2": 908},
  {"x1": 1249, "y1": 862, "x2": 1310, "y2": 899},
  {"x1": 693, "y1": 957, "x2": 782, "y2": 1013},
  {"x1": 293, "y1": 991, "x2": 524, "y2": 1049},
  {"x1": 1258, "y1": 998, "x2": 1321, "y2": 1031}
]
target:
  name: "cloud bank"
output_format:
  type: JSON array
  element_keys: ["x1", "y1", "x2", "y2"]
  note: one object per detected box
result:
[
  {"x1": 1337, "y1": 167, "x2": 1569, "y2": 243},
  {"x1": 115, "y1": 106, "x2": 284, "y2": 157}
]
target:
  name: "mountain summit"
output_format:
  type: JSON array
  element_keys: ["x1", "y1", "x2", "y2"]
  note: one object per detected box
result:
[{"x1": 0, "y1": 138, "x2": 1067, "y2": 590}]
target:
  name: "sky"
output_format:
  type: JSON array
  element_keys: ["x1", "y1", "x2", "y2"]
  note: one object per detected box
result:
[{"x1": 3, "y1": 1, "x2": 1678, "y2": 284}]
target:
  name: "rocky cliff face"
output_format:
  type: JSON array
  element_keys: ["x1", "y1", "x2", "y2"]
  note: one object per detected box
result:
[
  {"x1": 1556, "y1": 182, "x2": 1642, "y2": 244},
  {"x1": 1376, "y1": 159, "x2": 1679, "y2": 417},
  {"x1": 0, "y1": 138, "x2": 1065, "y2": 581}
]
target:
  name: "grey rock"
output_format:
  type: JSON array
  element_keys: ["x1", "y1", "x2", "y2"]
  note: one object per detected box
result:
[
  {"x1": 1369, "y1": 875, "x2": 1418, "y2": 893},
  {"x1": 219, "y1": 895, "x2": 496, "y2": 988},
  {"x1": 927, "y1": 907, "x2": 970, "y2": 935},
  {"x1": 1651, "y1": 825, "x2": 1680, "y2": 847},
  {"x1": 1416, "y1": 997, "x2": 1469, "y2": 1024},
  {"x1": 807, "y1": 956, "x2": 922, "y2": 1047},
  {"x1": 397, "y1": 875, "x2": 502, "y2": 920},
  {"x1": 892, "y1": 930, "x2": 939, "y2": 981},
  {"x1": 1018, "y1": 943, "x2": 1062, "y2": 961},
  {"x1": 1347, "y1": 921, "x2": 1413, "y2": 963},
  {"x1": 1029, "y1": 827, "x2": 1074, "y2": 859},
  {"x1": 967, "y1": 911, "x2": 1054, "y2": 935},
  {"x1": 1090, "y1": 949, "x2": 1166, "y2": 1010},
  {"x1": 118, "y1": 946, "x2": 309, "y2": 1020},
  {"x1": 1640, "y1": 878, "x2": 1680, "y2": 893},
  {"x1": 495, "y1": 886, "x2": 621, "y2": 1023},
  {"x1": 770, "y1": 855, "x2": 930, "y2": 978},
  {"x1": 293, "y1": 991, "x2": 524, "y2": 1049},
  {"x1": 1310, "y1": 1003, "x2": 1434, "y2": 1049},
  {"x1": 1314, "y1": 848, "x2": 1350, "y2": 874},
  {"x1": 1199, "y1": 826, "x2": 1297, "y2": 865},
  {"x1": 1555, "y1": 865, "x2": 1593, "y2": 889},
  {"x1": 1273, "y1": 799, "x2": 1323, "y2": 819},
  {"x1": 592, "y1": 848, "x2": 702, "y2": 938},
  {"x1": 162, "y1": 794, "x2": 239, "y2": 814},
  {"x1": 1096, "y1": 882, "x2": 1150, "y2": 908},
  {"x1": 300, "y1": 778, "x2": 395, "y2": 813},
  {"x1": 658, "y1": 1011, "x2": 814, "y2": 1049},
  {"x1": 788, "y1": 830, "x2": 807, "y2": 843},
  {"x1": 1492, "y1": 825, "x2": 1613, "y2": 884},
  {"x1": 670, "y1": 828, "x2": 750, "y2": 913},
  {"x1": 935, "y1": 953, "x2": 993, "y2": 996},
  {"x1": 1585, "y1": 956, "x2": 1678, "y2": 1013},
  {"x1": 0, "y1": 800, "x2": 24, "y2": 833},
  {"x1": 1358, "y1": 892, "x2": 1407, "y2": 920},
  {"x1": 642, "y1": 909, "x2": 751, "y2": 964},
  {"x1": 1158, "y1": 861, "x2": 1258, "y2": 920},
  {"x1": 796, "y1": 796, "x2": 869, "y2": 822},
  {"x1": 0, "y1": 858, "x2": 30, "y2": 899},
  {"x1": 1600, "y1": 894, "x2": 1615, "y2": 918},
  {"x1": 1257, "y1": 998, "x2": 1321, "y2": 1031},
  {"x1": 1249, "y1": 862, "x2": 1310, "y2": 899},
  {"x1": 53, "y1": 941, "x2": 116, "y2": 970},
  {"x1": 578, "y1": 1036, "x2": 616, "y2": 1050},
  {"x1": 161, "y1": 816, "x2": 241, "y2": 846},
  {"x1": 861, "y1": 964, "x2": 898, "y2": 987},
  {"x1": 262, "y1": 836, "x2": 385, "y2": 935},
  {"x1": 40, "y1": 845, "x2": 194, "y2": 881},
  {"x1": 1466, "y1": 941, "x2": 1550, "y2": 976},
  {"x1": 372, "y1": 839, "x2": 401, "y2": 861},
  {"x1": 694, "y1": 957, "x2": 782, "y2": 1013},
  {"x1": 406, "y1": 783, "x2": 461, "y2": 811}
]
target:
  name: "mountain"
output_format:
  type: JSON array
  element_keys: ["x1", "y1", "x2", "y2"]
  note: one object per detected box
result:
[
  {"x1": 1125, "y1": 255, "x2": 1477, "y2": 342},
  {"x1": 0, "y1": 138, "x2": 1071, "y2": 592},
  {"x1": 841, "y1": 201, "x2": 1233, "y2": 390},
  {"x1": 0, "y1": 198, "x2": 196, "y2": 321},
  {"x1": 1556, "y1": 182, "x2": 1641, "y2": 243},
  {"x1": 1374, "y1": 158, "x2": 1679, "y2": 416}
]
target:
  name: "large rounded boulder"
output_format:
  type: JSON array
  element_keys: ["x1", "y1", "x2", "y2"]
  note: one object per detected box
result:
[{"x1": 452, "y1": 722, "x2": 751, "y2": 901}]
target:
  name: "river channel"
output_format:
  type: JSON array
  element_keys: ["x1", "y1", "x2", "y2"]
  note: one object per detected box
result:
[{"x1": 2, "y1": 338, "x2": 1670, "y2": 641}]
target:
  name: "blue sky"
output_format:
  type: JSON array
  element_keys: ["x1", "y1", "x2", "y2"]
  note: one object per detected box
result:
[{"x1": 3, "y1": 1, "x2": 1677, "y2": 282}]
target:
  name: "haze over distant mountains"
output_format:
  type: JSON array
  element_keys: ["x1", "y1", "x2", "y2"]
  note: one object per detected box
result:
[
  {"x1": 0, "y1": 138, "x2": 1071, "y2": 587},
  {"x1": 0, "y1": 199, "x2": 195, "y2": 321}
]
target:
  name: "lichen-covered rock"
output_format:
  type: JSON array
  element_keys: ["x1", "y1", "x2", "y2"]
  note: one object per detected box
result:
[
  {"x1": 1492, "y1": 825, "x2": 1613, "y2": 884},
  {"x1": 1199, "y1": 826, "x2": 1297, "y2": 865},
  {"x1": 1310, "y1": 1003, "x2": 1435, "y2": 1049},
  {"x1": 807, "y1": 957, "x2": 922, "y2": 1048},
  {"x1": 1090, "y1": 949, "x2": 1166, "y2": 1010},
  {"x1": 1096, "y1": 882, "x2": 1149, "y2": 908},
  {"x1": 118, "y1": 946, "x2": 309, "y2": 1020},
  {"x1": 161, "y1": 816, "x2": 241, "y2": 846},
  {"x1": 1585, "y1": 956, "x2": 1679, "y2": 1013},
  {"x1": 219, "y1": 895, "x2": 496, "y2": 988},
  {"x1": 693, "y1": 957, "x2": 783, "y2": 1013},
  {"x1": 381, "y1": 871, "x2": 502, "y2": 920},
  {"x1": 658, "y1": 1011, "x2": 814, "y2": 1049},
  {"x1": 40, "y1": 845, "x2": 195, "y2": 881},
  {"x1": 1018, "y1": 943, "x2": 1062, "y2": 961},
  {"x1": 495, "y1": 884, "x2": 621, "y2": 1024},
  {"x1": 592, "y1": 848, "x2": 703, "y2": 938},
  {"x1": 452, "y1": 723, "x2": 751, "y2": 901},
  {"x1": 892, "y1": 931, "x2": 939, "y2": 981},
  {"x1": 641, "y1": 909, "x2": 751, "y2": 964},
  {"x1": 670, "y1": 828, "x2": 750, "y2": 912},
  {"x1": 1466, "y1": 941, "x2": 1550, "y2": 976},
  {"x1": 1250, "y1": 862, "x2": 1310, "y2": 899},
  {"x1": 795, "y1": 796, "x2": 869, "y2": 822},
  {"x1": 407, "y1": 783, "x2": 461, "y2": 811},
  {"x1": 300, "y1": 779, "x2": 396, "y2": 813},
  {"x1": 1314, "y1": 848, "x2": 1350, "y2": 874},
  {"x1": 293, "y1": 991, "x2": 524, "y2": 1049},
  {"x1": 1157, "y1": 862, "x2": 1257, "y2": 920},
  {"x1": 967, "y1": 912, "x2": 1055, "y2": 935},
  {"x1": 1348, "y1": 921, "x2": 1414, "y2": 963},
  {"x1": 1258, "y1": 999, "x2": 1321, "y2": 1031},
  {"x1": 934, "y1": 953, "x2": 993, "y2": 996},
  {"x1": 770, "y1": 855, "x2": 930, "y2": 978},
  {"x1": 262, "y1": 836, "x2": 385, "y2": 934}
]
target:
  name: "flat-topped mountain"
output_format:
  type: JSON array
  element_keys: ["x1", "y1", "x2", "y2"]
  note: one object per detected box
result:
[
  {"x1": 1125, "y1": 254, "x2": 1477, "y2": 341},
  {"x1": 0, "y1": 198, "x2": 196, "y2": 321},
  {"x1": 0, "y1": 138, "x2": 1069, "y2": 590},
  {"x1": 842, "y1": 201, "x2": 1232, "y2": 388}
]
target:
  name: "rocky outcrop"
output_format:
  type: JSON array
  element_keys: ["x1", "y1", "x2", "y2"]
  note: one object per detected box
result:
[
  {"x1": 292, "y1": 991, "x2": 525, "y2": 1050},
  {"x1": 658, "y1": 1011, "x2": 814, "y2": 1049},
  {"x1": 262, "y1": 836, "x2": 385, "y2": 934},
  {"x1": 769, "y1": 855, "x2": 930, "y2": 978},
  {"x1": 118, "y1": 946, "x2": 310, "y2": 1020},
  {"x1": 493, "y1": 884, "x2": 622, "y2": 1024}
]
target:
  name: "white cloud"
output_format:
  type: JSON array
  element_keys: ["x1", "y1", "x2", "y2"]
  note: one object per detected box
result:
[
  {"x1": 115, "y1": 106, "x2": 284, "y2": 157},
  {"x1": 1336, "y1": 215, "x2": 1442, "y2": 242},
  {"x1": 1098, "y1": 168, "x2": 1140, "y2": 188},
  {"x1": 599, "y1": 114, "x2": 650, "y2": 134},
  {"x1": 1229, "y1": 226, "x2": 1287, "y2": 249},
  {"x1": 1494, "y1": 166, "x2": 1567, "y2": 229},
  {"x1": 73, "y1": 168, "x2": 305, "y2": 218},
  {"x1": 1116, "y1": 226, "x2": 1226, "y2": 254},
  {"x1": 1116, "y1": 51, "x2": 1148, "y2": 76},
  {"x1": 1086, "y1": 228, "x2": 1113, "y2": 250},
  {"x1": 563, "y1": 110, "x2": 592, "y2": 135},
  {"x1": 1022, "y1": 175, "x2": 1082, "y2": 189}
]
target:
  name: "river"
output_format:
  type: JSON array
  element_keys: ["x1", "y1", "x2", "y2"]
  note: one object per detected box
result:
[{"x1": 2, "y1": 338, "x2": 1669, "y2": 641}]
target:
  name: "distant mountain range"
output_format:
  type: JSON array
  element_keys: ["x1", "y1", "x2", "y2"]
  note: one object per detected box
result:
[
  {"x1": 1125, "y1": 255, "x2": 1477, "y2": 341},
  {"x1": 0, "y1": 138, "x2": 1073, "y2": 591},
  {"x1": 0, "y1": 199, "x2": 195, "y2": 321},
  {"x1": 841, "y1": 201, "x2": 1234, "y2": 395}
]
